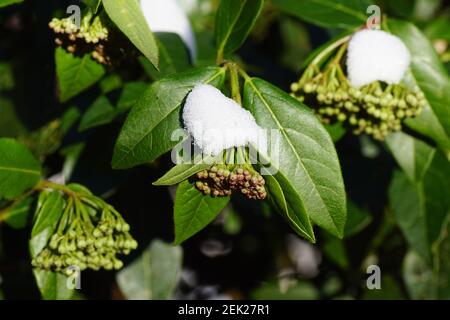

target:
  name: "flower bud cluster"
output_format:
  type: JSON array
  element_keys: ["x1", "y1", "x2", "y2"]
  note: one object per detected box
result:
[
  {"x1": 32, "y1": 190, "x2": 137, "y2": 274},
  {"x1": 290, "y1": 48, "x2": 425, "y2": 140},
  {"x1": 193, "y1": 148, "x2": 267, "y2": 200},
  {"x1": 48, "y1": 11, "x2": 111, "y2": 65}
]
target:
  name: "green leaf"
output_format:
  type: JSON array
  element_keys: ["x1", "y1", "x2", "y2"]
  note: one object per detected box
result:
[
  {"x1": 243, "y1": 77, "x2": 346, "y2": 237},
  {"x1": 322, "y1": 231, "x2": 349, "y2": 269},
  {"x1": 423, "y1": 17, "x2": 450, "y2": 41},
  {"x1": 403, "y1": 220, "x2": 450, "y2": 300},
  {"x1": 82, "y1": 0, "x2": 101, "y2": 13},
  {"x1": 112, "y1": 66, "x2": 226, "y2": 169},
  {"x1": 103, "y1": 0, "x2": 159, "y2": 68},
  {"x1": 174, "y1": 180, "x2": 229, "y2": 244},
  {"x1": 79, "y1": 96, "x2": 116, "y2": 132},
  {"x1": 324, "y1": 122, "x2": 347, "y2": 143},
  {"x1": 4, "y1": 196, "x2": 34, "y2": 229},
  {"x1": 55, "y1": 47, "x2": 105, "y2": 103},
  {"x1": 99, "y1": 74, "x2": 123, "y2": 94},
  {"x1": 116, "y1": 82, "x2": 147, "y2": 112},
  {"x1": 60, "y1": 106, "x2": 81, "y2": 134},
  {"x1": 32, "y1": 269, "x2": 74, "y2": 300},
  {"x1": 0, "y1": 98, "x2": 27, "y2": 138},
  {"x1": 389, "y1": 151, "x2": 450, "y2": 264},
  {"x1": 251, "y1": 280, "x2": 319, "y2": 300},
  {"x1": 79, "y1": 82, "x2": 148, "y2": 132},
  {"x1": 141, "y1": 33, "x2": 191, "y2": 80},
  {"x1": 403, "y1": 250, "x2": 436, "y2": 299},
  {"x1": 0, "y1": 0, "x2": 22, "y2": 8},
  {"x1": 264, "y1": 173, "x2": 315, "y2": 242},
  {"x1": 116, "y1": 239, "x2": 183, "y2": 300},
  {"x1": 153, "y1": 163, "x2": 211, "y2": 186},
  {"x1": 389, "y1": 20, "x2": 450, "y2": 158},
  {"x1": 272, "y1": 0, "x2": 371, "y2": 30},
  {"x1": 0, "y1": 138, "x2": 41, "y2": 200},
  {"x1": 29, "y1": 191, "x2": 65, "y2": 258},
  {"x1": 344, "y1": 200, "x2": 372, "y2": 237},
  {"x1": 153, "y1": 154, "x2": 220, "y2": 186},
  {"x1": 215, "y1": 0, "x2": 264, "y2": 57},
  {"x1": 386, "y1": 131, "x2": 436, "y2": 183}
]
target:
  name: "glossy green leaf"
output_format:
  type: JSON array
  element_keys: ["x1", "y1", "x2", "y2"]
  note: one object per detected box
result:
[
  {"x1": 174, "y1": 180, "x2": 229, "y2": 244},
  {"x1": 0, "y1": 62, "x2": 14, "y2": 91},
  {"x1": 29, "y1": 191, "x2": 65, "y2": 258},
  {"x1": 0, "y1": 138, "x2": 41, "y2": 200},
  {"x1": 403, "y1": 220, "x2": 450, "y2": 300},
  {"x1": 322, "y1": 231, "x2": 349, "y2": 269},
  {"x1": 28, "y1": 191, "x2": 71, "y2": 300},
  {"x1": 154, "y1": 163, "x2": 211, "y2": 186},
  {"x1": 103, "y1": 0, "x2": 159, "y2": 68},
  {"x1": 112, "y1": 66, "x2": 226, "y2": 169},
  {"x1": 55, "y1": 48, "x2": 105, "y2": 103},
  {"x1": 82, "y1": 0, "x2": 101, "y2": 13},
  {"x1": 215, "y1": 0, "x2": 264, "y2": 57},
  {"x1": 4, "y1": 196, "x2": 34, "y2": 229},
  {"x1": 117, "y1": 239, "x2": 183, "y2": 300},
  {"x1": 153, "y1": 154, "x2": 220, "y2": 186},
  {"x1": 141, "y1": 33, "x2": 191, "y2": 80},
  {"x1": 243, "y1": 77, "x2": 346, "y2": 237},
  {"x1": 272, "y1": 0, "x2": 371, "y2": 30},
  {"x1": 99, "y1": 74, "x2": 123, "y2": 94},
  {"x1": 344, "y1": 200, "x2": 372, "y2": 237},
  {"x1": 389, "y1": 20, "x2": 450, "y2": 158},
  {"x1": 0, "y1": 0, "x2": 22, "y2": 8},
  {"x1": 116, "y1": 82, "x2": 147, "y2": 112},
  {"x1": 79, "y1": 96, "x2": 116, "y2": 132},
  {"x1": 264, "y1": 173, "x2": 315, "y2": 242},
  {"x1": 324, "y1": 122, "x2": 347, "y2": 143},
  {"x1": 32, "y1": 269, "x2": 74, "y2": 300},
  {"x1": 423, "y1": 17, "x2": 450, "y2": 41},
  {"x1": 60, "y1": 107, "x2": 81, "y2": 134},
  {"x1": 389, "y1": 150, "x2": 450, "y2": 264},
  {"x1": 386, "y1": 131, "x2": 436, "y2": 183},
  {"x1": 0, "y1": 98, "x2": 27, "y2": 138},
  {"x1": 402, "y1": 250, "x2": 436, "y2": 299}
]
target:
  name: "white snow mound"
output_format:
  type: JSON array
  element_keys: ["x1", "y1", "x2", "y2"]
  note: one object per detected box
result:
[
  {"x1": 183, "y1": 84, "x2": 267, "y2": 156},
  {"x1": 140, "y1": 0, "x2": 197, "y2": 60},
  {"x1": 346, "y1": 29, "x2": 411, "y2": 88}
]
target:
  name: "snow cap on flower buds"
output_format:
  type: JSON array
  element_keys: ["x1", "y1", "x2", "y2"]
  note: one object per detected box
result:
[
  {"x1": 140, "y1": 0, "x2": 196, "y2": 59},
  {"x1": 183, "y1": 84, "x2": 267, "y2": 156},
  {"x1": 346, "y1": 29, "x2": 411, "y2": 88}
]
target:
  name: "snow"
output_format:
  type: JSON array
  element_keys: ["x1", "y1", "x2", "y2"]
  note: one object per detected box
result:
[
  {"x1": 140, "y1": 0, "x2": 197, "y2": 60},
  {"x1": 346, "y1": 29, "x2": 411, "y2": 88},
  {"x1": 183, "y1": 84, "x2": 266, "y2": 156}
]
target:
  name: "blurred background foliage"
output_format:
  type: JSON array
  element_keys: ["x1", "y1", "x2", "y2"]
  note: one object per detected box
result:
[{"x1": 0, "y1": 0, "x2": 449, "y2": 299}]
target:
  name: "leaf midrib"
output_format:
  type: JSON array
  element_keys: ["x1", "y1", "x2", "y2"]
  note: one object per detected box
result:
[
  {"x1": 246, "y1": 78, "x2": 339, "y2": 232},
  {"x1": 217, "y1": 0, "x2": 247, "y2": 54},
  {"x1": 308, "y1": 0, "x2": 367, "y2": 22},
  {"x1": 0, "y1": 165, "x2": 40, "y2": 176}
]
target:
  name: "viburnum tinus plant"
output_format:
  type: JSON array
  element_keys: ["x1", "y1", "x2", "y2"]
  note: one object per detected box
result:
[{"x1": 0, "y1": 0, "x2": 449, "y2": 300}]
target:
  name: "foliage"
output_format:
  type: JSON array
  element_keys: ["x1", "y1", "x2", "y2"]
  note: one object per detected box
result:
[{"x1": 0, "y1": 0, "x2": 449, "y2": 300}]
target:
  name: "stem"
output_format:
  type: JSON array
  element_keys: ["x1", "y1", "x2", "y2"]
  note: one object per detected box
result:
[
  {"x1": 36, "y1": 180, "x2": 77, "y2": 198},
  {"x1": 310, "y1": 35, "x2": 351, "y2": 67},
  {"x1": 228, "y1": 62, "x2": 242, "y2": 105},
  {"x1": 0, "y1": 189, "x2": 37, "y2": 223},
  {"x1": 216, "y1": 48, "x2": 224, "y2": 65}
]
